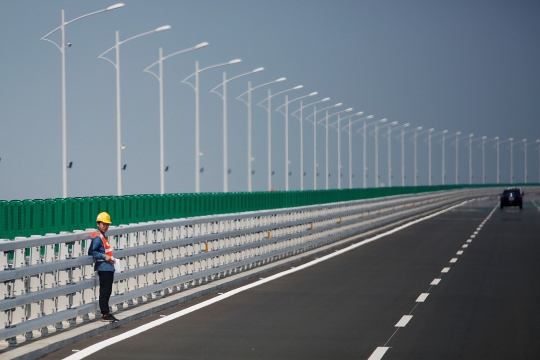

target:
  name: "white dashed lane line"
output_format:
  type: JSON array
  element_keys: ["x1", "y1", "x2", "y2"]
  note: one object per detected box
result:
[{"x1": 368, "y1": 203, "x2": 499, "y2": 359}]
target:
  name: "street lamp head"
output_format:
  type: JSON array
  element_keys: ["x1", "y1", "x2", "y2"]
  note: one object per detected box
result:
[
  {"x1": 321, "y1": 97, "x2": 330, "y2": 102},
  {"x1": 482, "y1": 135, "x2": 487, "y2": 139},
  {"x1": 308, "y1": 92, "x2": 317, "y2": 96},
  {"x1": 494, "y1": 136, "x2": 498, "y2": 139},
  {"x1": 366, "y1": 115, "x2": 374, "y2": 119},
  {"x1": 107, "y1": 3, "x2": 125, "y2": 10},
  {"x1": 154, "y1": 25, "x2": 171, "y2": 32},
  {"x1": 417, "y1": 126, "x2": 423, "y2": 130},
  {"x1": 334, "y1": 103, "x2": 342, "y2": 107},
  {"x1": 456, "y1": 131, "x2": 461, "y2": 135},
  {"x1": 469, "y1": 134, "x2": 474, "y2": 137},
  {"x1": 380, "y1": 118, "x2": 388, "y2": 123},
  {"x1": 195, "y1": 42, "x2": 209, "y2": 49},
  {"x1": 252, "y1": 67, "x2": 264, "y2": 73},
  {"x1": 345, "y1": 108, "x2": 353, "y2": 112},
  {"x1": 404, "y1": 123, "x2": 410, "y2": 127},
  {"x1": 356, "y1": 111, "x2": 363, "y2": 115},
  {"x1": 276, "y1": 77, "x2": 286, "y2": 82},
  {"x1": 390, "y1": 121, "x2": 398, "y2": 125},
  {"x1": 228, "y1": 59, "x2": 242, "y2": 64},
  {"x1": 509, "y1": 137, "x2": 513, "y2": 140},
  {"x1": 523, "y1": 139, "x2": 527, "y2": 142},
  {"x1": 429, "y1": 128, "x2": 434, "y2": 132},
  {"x1": 293, "y1": 85, "x2": 303, "y2": 89}
]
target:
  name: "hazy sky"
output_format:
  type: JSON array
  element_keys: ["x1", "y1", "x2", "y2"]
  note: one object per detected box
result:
[{"x1": 1, "y1": 0, "x2": 539, "y2": 201}]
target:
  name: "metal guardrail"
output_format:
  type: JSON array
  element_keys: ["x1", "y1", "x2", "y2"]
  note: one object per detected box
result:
[{"x1": 0, "y1": 189, "x2": 487, "y2": 344}]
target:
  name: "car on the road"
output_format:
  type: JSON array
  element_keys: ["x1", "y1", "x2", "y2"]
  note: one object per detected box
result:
[{"x1": 500, "y1": 187, "x2": 523, "y2": 209}]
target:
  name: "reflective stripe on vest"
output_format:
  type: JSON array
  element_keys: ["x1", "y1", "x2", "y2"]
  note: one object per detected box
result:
[{"x1": 91, "y1": 231, "x2": 113, "y2": 259}]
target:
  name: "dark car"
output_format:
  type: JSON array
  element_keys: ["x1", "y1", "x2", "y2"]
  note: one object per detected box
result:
[{"x1": 500, "y1": 188, "x2": 523, "y2": 209}]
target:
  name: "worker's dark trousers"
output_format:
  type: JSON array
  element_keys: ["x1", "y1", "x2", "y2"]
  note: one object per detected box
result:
[{"x1": 98, "y1": 271, "x2": 114, "y2": 315}]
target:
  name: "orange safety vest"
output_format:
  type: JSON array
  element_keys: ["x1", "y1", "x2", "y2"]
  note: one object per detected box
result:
[{"x1": 91, "y1": 231, "x2": 113, "y2": 261}]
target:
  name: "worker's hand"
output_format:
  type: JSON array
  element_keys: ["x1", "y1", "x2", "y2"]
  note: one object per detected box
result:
[{"x1": 105, "y1": 255, "x2": 112, "y2": 262}]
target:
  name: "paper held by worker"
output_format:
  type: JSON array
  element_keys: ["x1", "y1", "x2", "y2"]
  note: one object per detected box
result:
[{"x1": 114, "y1": 258, "x2": 122, "y2": 273}]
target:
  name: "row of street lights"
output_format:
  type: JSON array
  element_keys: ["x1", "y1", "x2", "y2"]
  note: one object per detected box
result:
[{"x1": 42, "y1": 4, "x2": 538, "y2": 198}]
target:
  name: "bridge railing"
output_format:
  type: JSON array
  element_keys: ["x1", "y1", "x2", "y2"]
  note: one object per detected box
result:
[
  {"x1": 0, "y1": 184, "x2": 513, "y2": 240},
  {"x1": 0, "y1": 188, "x2": 489, "y2": 344}
]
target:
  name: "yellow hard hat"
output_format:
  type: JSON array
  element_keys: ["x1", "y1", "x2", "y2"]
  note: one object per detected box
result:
[{"x1": 96, "y1": 212, "x2": 112, "y2": 224}]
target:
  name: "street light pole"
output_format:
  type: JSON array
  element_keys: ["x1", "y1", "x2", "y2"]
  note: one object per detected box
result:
[
  {"x1": 291, "y1": 97, "x2": 330, "y2": 190},
  {"x1": 276, "y1": 92, "x2": 318, "y2": 190},
  {"x1": 318, "y1": 108, "x2": 353, "y2": 189},
  {"x1": 402, "y1": 126, "x2": 422, "y2": 186},
  {"x1": 41, "y1": 3, "x2": 125, "y2": 197},
  {"x1": 441, "y1": 130, "x2": 448, "y2": 185},
  {"x1": 454, "y1": 132, "x2": 461, "y2": 184},
  {"x1": 523, "y1": 139, "x2": 528, "y2": 183},
  {"x1": 330, "y1": 111, "x2": 359, "y2": 189},
  {"x1": 342, "y1": 114, "x2": 374, "y2": 189},
  {"x1": 257, "y1": 83, "x2": 303, "y2": 191},
  {"x1": 468, "y1": 134, "x2": 474, "y2": 185},
  {"x1": 305, "y1": 103, "x2": 343, "y2": 190},
  {"x1": 182, "y1": 59, "x2": 242, "y2": 193},
  {"x1": 99, "y1": 25, "x2": 171, "y2": 196},
  {"x1": 144, "y1": 42, "x2": 209, "y2": 194},
  {"x1": 210, "y1": 67, "x2": 264, "y2": 192},
  {"x1": 238, "y1": 78, "x2": 288, "y2": 192},
  {"x1": 359, "y1": 118, "x2": 388, "y2": 188},
  {"x1": 481, "y1": 136, "x2": 487, "y2": 184}
]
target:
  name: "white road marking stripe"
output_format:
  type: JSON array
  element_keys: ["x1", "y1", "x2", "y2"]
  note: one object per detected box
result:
[
  {"x1": 462, "y1": 244, "x2": 468, "y2": 248},
  {"x1": 431, "y1": 278, "x2": 441, "y2": 285},
  {"x1": 466, "y1": 239, "x2": 472, "y2": 243},
  {"x1": 62, "y1": 200, "x2": 471, "y2": 360},
  {"x1": 395, "y1": 315, "x2": 413, "y2": 327},
  {"x1": 441, "y1": 267, "x2": 450, "y2": 273},
  {"x1": 450, "y1": 258, "x2": 458, "y2": 263},
  {"x1": 473, "y1": 231, "x2": 478, "y2": 234},
  {"x1": 456, "y1": 250, "x2": 463, "y2": 255},
  {"x1": 416, "y1": 293, "x2": 429, "y2": 302},
  {"x1": 368, "y1": 347, "x2": 390, "y2": 360}
]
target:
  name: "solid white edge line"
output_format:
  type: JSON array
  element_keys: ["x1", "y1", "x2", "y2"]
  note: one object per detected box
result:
[
  {"x1": 395, "y1": 315, "x2": 413, "y2": 327},
  {"x1": 63, "y1": 200, "x2": 470, "y2": 360},
  {"x1": 368, "y1": 347, "x2": 390, "y2": 360}
]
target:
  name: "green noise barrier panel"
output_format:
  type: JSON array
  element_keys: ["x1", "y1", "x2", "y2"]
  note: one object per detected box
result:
[{"x1": 0, "y1": 184, "x2": 531, "y2": 240}]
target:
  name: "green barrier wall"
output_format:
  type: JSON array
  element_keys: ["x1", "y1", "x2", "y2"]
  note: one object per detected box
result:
[{"x1": 0, "y1": 184, "x2": 531, "y2": 240}]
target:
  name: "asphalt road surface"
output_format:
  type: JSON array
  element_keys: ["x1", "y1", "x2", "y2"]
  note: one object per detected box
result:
[{"x1": 47, "y1": 198, "x2": 540, "y2": 360}]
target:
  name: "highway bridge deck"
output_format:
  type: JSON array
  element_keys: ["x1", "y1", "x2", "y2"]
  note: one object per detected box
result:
[{"x1": 44, "y1": 198, "x2": 540, "y2": 359}]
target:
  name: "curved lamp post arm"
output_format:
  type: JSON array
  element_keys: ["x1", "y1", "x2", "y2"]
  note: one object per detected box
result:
[
  {"x1": 41, "y1": 3, "x2": 125, "y2": 49},
  {"x1": 210, "y1": 67, "x2": 264, "y2": 99},
  {"x1": 275, "y1": 92, "x2": 318, "y2": 115},
  {"x1": 305, "y1": 103, "x2": 342, "y2": 124},
  {"x1": 356, "y1": 118, "x2": 388, "y2": 134},
  {"x1": 338, "y1": 112, "x2": 368, "y2": 131},
  {"x1": 143, "y1": 42, "x2": 208, "y2": 81},
  {"x1": 331, "y1": 111, "x2": 361, "y2": 129},
  {"x1": 256, "y1": 84, "x2": 304, "y2": 110},
  {"x1": 182, "y1": 59, "x2": 241, "y2": 91},
  {"x1": 291, "y1": 97, "x2": 330, "y2": 119},
  {"x1": 318, "y1": 108, "x2": 352, "y2": 126},
  {"x1": 99, "y1": 25, "x2": 171, "y2": 68},
  {"x1": 237, "y1": 77, "x2": 286, "y2": 106},
  {"x1": 345, "y1": 115, "x2": 374, "y2": 131}
]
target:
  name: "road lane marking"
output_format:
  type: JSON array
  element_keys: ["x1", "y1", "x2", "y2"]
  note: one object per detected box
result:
[
  {"x1": 431, "y1": 278, "x2": 441, "y2": 285},
  {"x1": 450, "y1": 258, "x2": 458, "y2": 263},
  {"x1": 532, "y1": 200, "x2": 540, "y2": 212},
  {"x1": 462, "y1": 244, "x2": 468, "y2": 248},
  {"x1": 395, "y1": 315, "x2": 413, "y2": 327},
  {"x1": 416, "y1": 293, "x2": 429, "y2": 302},
  {"x1": 63, "y1": 200, "x2": 473, "y2": 360},
  {"x1": 441, "y1": 267, "x2": 450, "y2": 273},
  {"x1": 470, "y1": 234, "x2": 476, "y2": 238},
  {"x1": 473, "y1": 231, "x2": 478, "y2": 234},
  {"x1": 456, "y1": 250, "x2": 463, "y2": 255},
  {"x1": 466, "y1": 239, "x2": 472, "y2": 243},
  {"x1": 368, "y1": 347, "x2": 390, "y2": 360}
]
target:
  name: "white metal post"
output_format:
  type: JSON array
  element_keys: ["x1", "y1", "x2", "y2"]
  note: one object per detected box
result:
[
  {"x1": 337, "y1": 114, "x2": 342, "y2": 189},
  {"x1": 364, "y1": 125, "x2": 368, "y2": 188},
  {"x1": 313, "y1": 106, "x2": 317, "y2": 190},
  {"x1": 195, "y1": 61, "x2": 200, "y2": 193},
  {"x1": 510, "y1": 138, "x2": 514, "y2": 184},
  {"x1": 248, "y1": 81, "x2": 252, "y2": 192},
  {"x1": 441, "y1": 131, "x2": 446, "y2": 185},
  {"x1": 428, "y1": 130, "x2": 432, "y2": 186},
  {"x1": 299, "y1": 102, "x2": 304, "y2": 190},
  {"x1": 375, "y1": 122, "x2": 379, "y2": 188},
  {"x1": 414, "y1": 129, "x2": 418, "y2": 186},
  {"x1": 482, "y1": 136, "x2": 486, "y2": 184},
  {"x1": 469, "y1": 134, "x2": 473, "y2": 185},
  {"x1": 524, "y1": 139, "x2": 528, "y2": 183},
  {"x1": 267, "y1": 89, "x2": 272, "y2": 190},
  {"x1": 455, "y1": 133, "x2": 459, "y2": 185},
  {"x1": 401, "y1": 128, "x2": 405, "y2": 186},
  {"x1": 349, "y1": 118, "x2": 353, "y2": 189},
  {"x1": 496, "y1": 137, "x2": 500, "y2": 184},
  {"x1": 326, "y1": 111, "x2": 329, "y2": 190},
  {"x1": 115, "y1": 31, "x2": 122, "y2": 195},
  {"x1": 223, "y1": 72, "x2": 228, "y2": 192},
  {"x1": 285, "y1": 96, "x2": 289, "y2": 190}
]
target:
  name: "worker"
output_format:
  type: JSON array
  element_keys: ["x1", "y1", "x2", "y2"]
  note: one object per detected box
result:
[{"x1": 88, "y1": 212, "x2": 119, "y2": 322}]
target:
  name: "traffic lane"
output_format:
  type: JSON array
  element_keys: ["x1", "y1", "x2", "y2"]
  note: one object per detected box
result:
[
  {"x1": 79, "y1": 200, "x2": 492, "y2": 360},
  {"x1": 386, "y1": 201, "x2": 540, "y2": 359}
]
